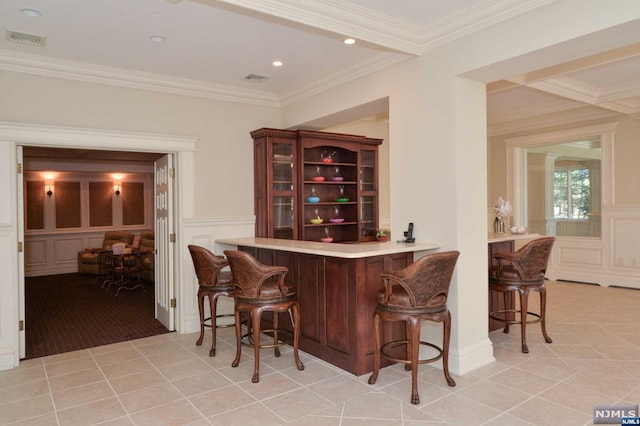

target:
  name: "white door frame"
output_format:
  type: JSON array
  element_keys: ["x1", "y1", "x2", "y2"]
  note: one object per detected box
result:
[
  {"x1": 1, "y1": 121, "x2": 197, "y2": 360},
  {"x1": 505, "y1": 122, "x2": 617, "y2": 286}
]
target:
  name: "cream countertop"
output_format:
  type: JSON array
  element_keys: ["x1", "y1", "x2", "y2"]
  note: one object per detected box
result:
[
  {"x1": 215, "y1": 237, "x2": 440, "y2": 259},
  {"x1": 488, "y1": 233, "x2": 541, "y2": 248}
]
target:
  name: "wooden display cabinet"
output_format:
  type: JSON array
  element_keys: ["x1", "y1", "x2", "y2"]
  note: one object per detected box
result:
[{"x1": 251, "y1": 128, "x2": 381, "y2": 243}]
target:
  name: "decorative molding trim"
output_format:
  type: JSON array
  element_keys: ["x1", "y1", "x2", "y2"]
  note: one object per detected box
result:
[
  {"x1": 489, "y1": 108, "x2": 620, "y2": 137},
  {"x1": 281, "y1": 54, "x2": 410, "y2": 105},
  {"x1": 488, "y1": 99, "x2": 584, "y2": 126},
  {"x1": 217, "y1": 0, "x2": 425, "y2": 55},
  {"x1": 183, "y1": 216, "x2": 255, "y2": 227},
  {"x1": 418, "y1": 0, "x2": 556, "y2": 51},
  {"x1": 218, "y1": 0, "x2": 555, "y2": 55},
  {"x1": 509, "y1": 76, "x2": 640, "y2": 117},
  {"x1": 0, "y1": 0, "x2": 554, "y2": 107},
  {"x1": 0, "y1": 121, "x2": 198, "y2": 152},
  {"x1": 0, "y1": 50, "x2": 280, "y2": 108}
]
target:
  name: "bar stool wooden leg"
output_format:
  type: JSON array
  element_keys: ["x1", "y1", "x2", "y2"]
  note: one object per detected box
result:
[
  {"x1": 443, "y1": 311, "x2": 455, "y2": 386},
  {"x1": 519, "y1": 288, "x2": 529, "y2": 353},
  {"x1": 232, "y1": 307, "x2": 243, "y2": 368},
  {"x1": 251, "y1": 308, "x2": 263, "y2": 383},
  {"x1": 208, "y1": 293, "x2": 219, "y2": 356},
  {"x1": 409, "y1": 317, "x2": 421, "y2": 405},
  {"x1": 367, "y1": 312, "x2": 381, "y2": 385},
  {"x1": 291, "y1": 302, "x2": 304, "y2": 371},
  {"x1": 540, "y1": 287, "x2": 552, "y2": 344},
  {"x1": 195, "y1": 290, "x2": 206, "y2": 347}
]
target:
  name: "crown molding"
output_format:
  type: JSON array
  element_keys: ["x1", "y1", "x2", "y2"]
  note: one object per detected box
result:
[
  {"x1": 280, "y1": 53, "x2": 410, "y2": 105},
  {"x1": 489, "y1": 98, "x2": 582, "y2": 125},
  {"x1": 0, "y1": 48, "x2": 408, "y2": 110},
  {"x1": 0, "y1": 121, "x2": 198, "y2": 151},
  {"x1": 525, "y1": 76, "x2": 640, "y2": 115},
  {"x1": 488, "y1": 106, "x2": 621, "y2": 137},
  {"x1": 0, "y1": 50, "x2": 281, "y2": 108},
  {"x1": 217, "y1": 0, "x2": 555, "y2": 55},
  {"x1": 216, "y1": 0, "x2": 425, "y2": 55},
  {"x1": 418, "y1": 0, "x2": 556, "y2": 51},
  {"x1": 0, "y1": 1, "x2": 557, "y2": 108}
]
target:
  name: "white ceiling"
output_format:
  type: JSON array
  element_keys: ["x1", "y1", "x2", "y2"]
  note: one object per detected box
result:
[{"x1": 1, "y1": 0, "x2": 639, "y2": 133}]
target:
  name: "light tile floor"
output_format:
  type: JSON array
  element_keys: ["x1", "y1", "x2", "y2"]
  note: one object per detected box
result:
[{"x1": 2, "y1": 280, "x2": 640, "y2": 425}]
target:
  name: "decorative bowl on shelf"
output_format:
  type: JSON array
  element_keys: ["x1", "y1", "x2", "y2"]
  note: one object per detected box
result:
[
  {"x1": 329, "y1": 218, "x2": 344, "y2": 223},
  {"x1": 312, "y1": 176, "x2": 325, "y2": 182},
  {"x1": 310, "y1": 217, "x2": 323, "y2": 224},
  {"x1": 331, "y1": 176, "x2": 344, "y2": 182},
  {"x1": 320, "y1": 237, "x2": 333, "y2": 243},
  {"x1": 510, "y1": 226, "x2": 528, "y2": 234},
  {"x1": 321, "y1": 150, "x2": 336, "y2": 163},
  {"x1": 307, "y1": 196, "x2": 320, "y2": 203},
  {"x1": 335, "y1": 197, "x2": 349, "y2": 202}
]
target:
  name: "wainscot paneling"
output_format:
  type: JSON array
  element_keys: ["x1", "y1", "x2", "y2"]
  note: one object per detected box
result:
[
  {"x1": 180, "y1": 217, "x2": 254, "y2": 335},
  {"x1": 25, "y1": 229, "x2": 147, "y2": 277},
  {"x1": 547, "y1": 205, "x2": 640, "y2": 289}
]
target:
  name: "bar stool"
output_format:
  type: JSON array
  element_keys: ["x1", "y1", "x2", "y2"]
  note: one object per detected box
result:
[
  {"x1": 368, "y1": 251, "x2": 459, "y2": 405},
  {"x1": 489, "y1": 237, "x2": 555, "y2": 353},
  {"x1": 224, "y1": 250, "x2": 304, "y2": 383},
  {"x1": 188, "y1": 245, "x2": 235, "y2": 357}
]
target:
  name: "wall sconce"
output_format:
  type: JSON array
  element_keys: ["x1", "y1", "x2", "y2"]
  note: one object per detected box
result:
[
  {"x1": 114, "y1": 182, "x2": 121, "y2": 197},
  {"x1": 45, "y1": 182, "x2": 53, "y2": 198}
]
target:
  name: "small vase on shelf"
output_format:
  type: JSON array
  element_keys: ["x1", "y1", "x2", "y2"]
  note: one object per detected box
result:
[{"x1": 493, "y1": 217, "x2": 505, "y2": 233}]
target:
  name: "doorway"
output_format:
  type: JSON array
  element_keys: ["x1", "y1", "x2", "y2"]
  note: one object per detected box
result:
[
  {"x1": 3, "y1": 123, "x2": 198, "y2": 362},
  {"x1": 21, "y1": 147, "x2": 169, "y2": 358}
]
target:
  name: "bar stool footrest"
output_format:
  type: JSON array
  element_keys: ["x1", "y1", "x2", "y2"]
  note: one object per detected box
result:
[
  {"x1": 380, "y1": 339, "x2": 443, "y2": 365},
  {"x1": 240, "y1": 328, "x2": 292, "y2": 349},
  {"x1": 489, "y1": 309, "x2": 541, "y2": 325}
]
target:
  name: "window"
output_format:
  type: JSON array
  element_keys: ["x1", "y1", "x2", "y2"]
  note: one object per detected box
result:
[{"x1": 553, "y1": 167, "x2": 590, "y2": 219}]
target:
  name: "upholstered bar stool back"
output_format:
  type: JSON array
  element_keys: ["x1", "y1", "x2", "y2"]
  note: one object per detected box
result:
[
  {"x1": 489, "y1": 236, "x2": 555, "y2": 353},
  {"x1": 188, "y1": 245, "x2": 235, "y2": 357},
  {"x1": 368, "y1": 250, "x2": 460, "y2": 405},
  {"x1": 224, "y1": 250, "x2": 304, "y2": 383}
]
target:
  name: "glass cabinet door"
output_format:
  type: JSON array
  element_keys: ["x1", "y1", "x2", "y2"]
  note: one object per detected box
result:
[
  {"x1": 359, "y1": 149, "x2": 377, "y2": 239},
  {"x1": 271, "y1": 142, "x2": 296, "y2": 239}
]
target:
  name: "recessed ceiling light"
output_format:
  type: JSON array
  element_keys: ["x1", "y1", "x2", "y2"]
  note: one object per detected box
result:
[
  {"x1": 344, "y1": 38, "x2": 355, "y2": 45},
  {"x1": 149, "y1": 35, "x2": 166, "y2": 43},
  {"x1": 272, "y1": 61, "x2": 283, "y2": 67},
  {"x1": 21, "y1": 8, "x2": 42, "y2": 17}
]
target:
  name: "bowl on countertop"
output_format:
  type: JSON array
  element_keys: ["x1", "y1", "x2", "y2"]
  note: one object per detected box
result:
[
  {"x1": 510, "y1": 226, "x2": 528, "y2": 234},
  {"x1": 320, "y1": 237, "x2": 333, "y2": 243}
]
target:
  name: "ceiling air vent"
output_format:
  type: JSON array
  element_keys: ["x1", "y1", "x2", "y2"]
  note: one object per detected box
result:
[
  {"x1": 243, "y1": 73, "x2": 270, "y2": 83},
  {"x1": 6, "y1": 30, "x2": 47, "y2": 47}
]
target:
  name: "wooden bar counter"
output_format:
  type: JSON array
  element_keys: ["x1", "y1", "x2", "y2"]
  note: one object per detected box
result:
[{"x1": 216, "y1": 237, "x2": 440, "y2": 376}]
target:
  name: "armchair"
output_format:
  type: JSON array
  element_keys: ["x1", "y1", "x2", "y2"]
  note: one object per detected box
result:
[{"x1": 77, "y1": 231, "x2": 134, "y2": 275}]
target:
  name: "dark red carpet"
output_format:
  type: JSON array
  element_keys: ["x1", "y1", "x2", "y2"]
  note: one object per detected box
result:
[{"x1": 25, "y1": 273, "x2": 170, "y2": 359}]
